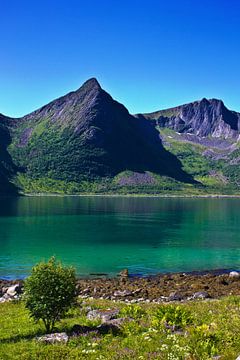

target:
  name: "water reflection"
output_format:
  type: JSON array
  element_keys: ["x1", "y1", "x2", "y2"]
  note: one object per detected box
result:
[{"x1": 0, "y1": 197, "x2": 240, "y2": 278}]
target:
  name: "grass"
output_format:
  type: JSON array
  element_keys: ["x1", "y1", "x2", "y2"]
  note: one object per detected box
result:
[{"x1": 1, "y1": 297, "x2": 240, "y2": 359}]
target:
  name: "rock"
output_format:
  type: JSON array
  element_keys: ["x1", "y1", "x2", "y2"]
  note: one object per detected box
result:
[
  {"x1": 229, "y1": 271, "x2": 240, "y2": 278},
  {"x1": 82, "y1": 288, "x2": 90, "y2": 294},
  {"x1": 192, "y1": 291, "x2": 210, "y2": 299},
  {"x1": 104, "y1": 317, "x2": 128, "y2": 327},
  {"x1": 168, "y1": 292, "x2": 184, "y2": 301},
  {"x1": 1, "y1": 286, "x2": 8, "y2": 295},
  {"x1": 119, "y1": 269, "x2": 129, "y2": 278},
  {"x1": 87, "y1": 309, "x2": 119, "y2": 322},
  {"x1": 6, "y1": 284, "x2": 22, "y2": 297},
  {"x1": 219, "y1": 278, "x2": 228, "y2": 285},
  {"x1": 84, "y1": 306, "x2": 92, "y2": 312},
  {"x1": 0, "y1": 293, "x2": 12, "y2": 303},
  {"x1": 113, "y1": 290, "x2": 133, "y2": 297},
  {"x1": 133, "y1": 288, "x2": 142, "y2": 295},
  {"x1": 146, "y1": 98, "x2": 240, "y2": 140},
  {"x1": 36, "y1": 332, "x2": 68, "y2": 344}
]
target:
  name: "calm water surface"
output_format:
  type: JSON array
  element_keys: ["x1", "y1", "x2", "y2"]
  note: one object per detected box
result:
[{"x1": 0, "y1": 196, "x2": 240, "y2": 279}]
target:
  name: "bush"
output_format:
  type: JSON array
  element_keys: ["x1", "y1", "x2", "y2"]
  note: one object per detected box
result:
[
  {"x1": 152, "y1": 305, "x2": 193, "y2": 329},
  {"x1": 24, "y1": 257, "x2": 77, "y2": 332},
  {"x1": 119, "y1": 304, "x2": 145, "y2": 319}
]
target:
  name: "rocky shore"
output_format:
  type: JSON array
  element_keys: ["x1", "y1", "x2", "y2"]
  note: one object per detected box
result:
[{"x1": 1, "y1": 269, "x2": 240, "y2": 304}]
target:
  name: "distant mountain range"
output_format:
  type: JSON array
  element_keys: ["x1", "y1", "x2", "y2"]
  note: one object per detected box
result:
[{"x1": 1, "y1": 78, "x2": 239, "y2": 195}]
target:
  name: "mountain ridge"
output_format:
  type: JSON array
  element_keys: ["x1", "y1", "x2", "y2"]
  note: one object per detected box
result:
[
  {"x1": 0, "y1": 78, "x2": 239, "y2": 195},
  {"x1": 141, "y1": 98, "x2": 240, "y2": 139}
]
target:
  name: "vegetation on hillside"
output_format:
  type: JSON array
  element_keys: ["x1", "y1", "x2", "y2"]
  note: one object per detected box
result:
[{"x1": 1, "y1": 79, "x2": 240, "y2": 196}]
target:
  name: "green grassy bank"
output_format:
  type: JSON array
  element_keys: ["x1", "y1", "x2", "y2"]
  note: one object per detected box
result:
[{"x1": 1, "y1": 297, "x2": 240, "y2": 359}]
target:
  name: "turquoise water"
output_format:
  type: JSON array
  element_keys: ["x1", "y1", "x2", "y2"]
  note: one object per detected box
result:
[{"x1": 0, "y1": 196, "x2": 240, "y2": 279}]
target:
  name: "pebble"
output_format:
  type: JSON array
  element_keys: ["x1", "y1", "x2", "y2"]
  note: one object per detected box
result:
[{"x1": 113, "y1": 290, "x2": 133, "y2": 297}]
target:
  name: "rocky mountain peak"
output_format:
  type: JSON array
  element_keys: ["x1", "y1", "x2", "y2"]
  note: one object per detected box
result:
[
  {"x1": 73, "y1": 77, "x2": 102, "y2": 100},
  {"x1": 79, "y1": 77, "x2": 101, "y2": 90},
  {"x1": 143, "y1": 98, "x2": 240, "y2": 139}
]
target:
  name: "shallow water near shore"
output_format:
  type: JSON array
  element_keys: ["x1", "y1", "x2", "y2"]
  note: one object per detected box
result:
[{"x1": 0, "y1": 196, "x2": 240, "y2": 279}]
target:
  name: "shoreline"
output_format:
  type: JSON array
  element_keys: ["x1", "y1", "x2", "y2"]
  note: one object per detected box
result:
[
  {"x1": 19, "y1": 192, "x2": 240, "y2": 198},
  {"x1": 1, "y1": 267, "x2": 238, "y2": 281},
  {"x1": 2, "y1": 269, "x2": 240, "y2": 302}
]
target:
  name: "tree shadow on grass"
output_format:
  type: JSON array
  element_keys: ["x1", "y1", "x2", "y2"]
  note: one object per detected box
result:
[
  {"x1": 0, "y1": 323, "x2": 121, "y2": 344},
  {"x1": 0, "y1": 329, "x2": 46, "y2": 344}
]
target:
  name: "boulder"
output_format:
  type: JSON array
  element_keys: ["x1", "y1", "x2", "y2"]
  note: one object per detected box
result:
[
  {"x1": 36, "y1": 332, "x2": 68, "y2": 344},
  {"x1": 168, "y1": 292, "x2": 184, "y2": 301},
  {"x1": 0, "y1": 293, "x2": 11, "y2": 303},
  {"x1": 192, "y1": 291, "x2": 210, "y2": 299},
  {"x1": 6, "y1": 284, "x2": 22, "y2": 297},
  {"x1": 119, "y1": 269, "x2": 129, "y2": 278},
  {"x1": 87, "y1": 309, "x2": 119, "y2": 322},
  {"x1": 229, "y1": 271, "x2": 240, "y2": 278},
  {"x1": 0, "y1": 296, "x2": 8, "y2": 303}
]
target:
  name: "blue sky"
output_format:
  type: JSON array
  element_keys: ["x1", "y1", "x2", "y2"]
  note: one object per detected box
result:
[{"x1": 1, "y1": 0, "x2": 240, "y2": 117}]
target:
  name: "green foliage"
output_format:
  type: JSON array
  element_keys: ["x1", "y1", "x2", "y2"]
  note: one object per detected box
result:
[
  {"x1": 119, "y1": 304, "x2": 146, "y2": 319},
  {"x1": 188, "y1": 324, "x2": 221, "y2": 358},
  {"x1": 152, "y1": 305, "x2": 193, "y2": 329},
  {"x1": 2, "y1": 297, "x2": 240, "y2": 359},
  {"x1": 24, "y1": 257, "x2": 76, "y2": 332},
  {"x1": 164, "y1": 141, "x2": 213, "y2": 176},
  {"x1": 15, "y1": 174, "x2": 103, "y2": 194}
]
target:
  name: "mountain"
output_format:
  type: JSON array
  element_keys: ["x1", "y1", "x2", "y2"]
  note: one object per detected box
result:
[
  {"x1": 140, "y1": 99, "x2": 240, "y2": 191},
  {"x1": 142, "y1": 98, "x2": 240, "y2": 139},
  {"x1": 0, "y1": 114, "x2": 19, "y2": 194},
  {"x1": 0, "y1": 79, "x2": 239, "y2": 195},
  {"x1": 0, "y1": 78, "x2": 194, "y2": 194}
]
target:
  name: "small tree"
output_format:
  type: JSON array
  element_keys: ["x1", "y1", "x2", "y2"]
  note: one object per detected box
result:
[{"x1": 24, "y1": 257, "x2": 76, "y2": 332}]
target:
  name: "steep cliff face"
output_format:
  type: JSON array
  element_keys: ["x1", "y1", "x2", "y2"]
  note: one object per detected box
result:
[
  {"x1": 143, "y1": 98, "x2": 240, "y2": 139},
  {"x1": 6, "y1": 78, "x2": 193, "y2": 183}
]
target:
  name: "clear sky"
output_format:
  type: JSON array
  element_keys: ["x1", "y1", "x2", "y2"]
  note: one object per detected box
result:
[{"x1": 1, "y1": 0, "x2": 240, "y2": 117}]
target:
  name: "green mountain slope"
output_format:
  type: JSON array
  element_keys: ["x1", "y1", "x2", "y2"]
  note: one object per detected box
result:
[
  {"x1": 0, "y1": 79, "x2": 239, "y2": 195},
  {"x1": 1, "y1": 79, "x2": 195, "y2": 194},
  {"x1": 0, "y1": 115, "x2": 19, "y2": 195}
]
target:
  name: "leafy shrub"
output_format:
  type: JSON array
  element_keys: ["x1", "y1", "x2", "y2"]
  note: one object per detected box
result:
[
  {"x1": 188, "y1": 324, "x2": 221, "y2": 358},
  {"x1": 121, "y1": 320, "x2": 143, "y2": 336},
  {"x1": 152, "y1": 305, "x2": 193, "y2": 329},
  {"x1": 24, "y1": 257, "x2": 76, "y2": 332},
  {"x1": 119, "y1": 304, "x2": 146, "y2": 319}
]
